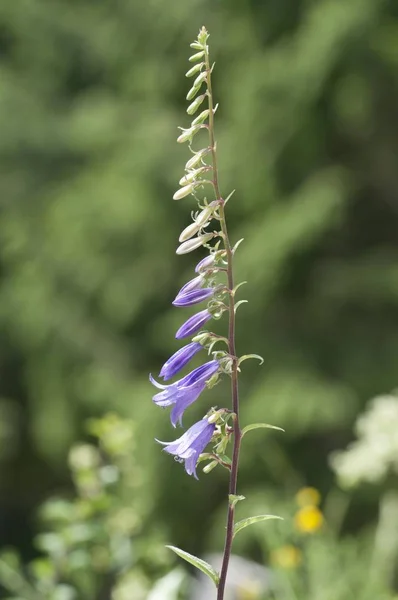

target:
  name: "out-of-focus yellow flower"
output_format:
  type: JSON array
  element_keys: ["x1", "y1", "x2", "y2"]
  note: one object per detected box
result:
[
  {"x1": 295, "y1": 486, "x2": 321, "y2": 507},
  {"x1": 294, "y1": 505, "x2": 324, "y2": 533},
  {"x1": 236, "y1": 581, "x2": 262, "y2": 599},
  {"x1": 270, "y1": 544, "x2": 302, "y2": 569}
]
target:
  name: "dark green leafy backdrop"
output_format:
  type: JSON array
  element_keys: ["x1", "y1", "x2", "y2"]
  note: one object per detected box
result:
[{"x1": 0, "y1": 0, "x2": 398, "y2": 596}]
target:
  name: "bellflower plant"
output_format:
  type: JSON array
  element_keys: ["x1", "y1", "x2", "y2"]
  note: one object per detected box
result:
[{"x1": 150, "y1": 27, "x2": 283, "y2": 599}]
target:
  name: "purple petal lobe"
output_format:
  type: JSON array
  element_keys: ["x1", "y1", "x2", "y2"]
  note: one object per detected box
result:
[
  {"x1": 172, "y1": 288, "x2": 214, "y2": 307},
  {"x1": 151, "y1": 360, "x2": 219, "y2": 425},
  {"x1": 175, "y1": 309, "x2": 212, "y2": 339},
  {"x1": 159, "y1": 342, "x2": 202, "y2": 380},
  {"x1": 156, "y1": 418, "x2": 216, "y2": 478}
]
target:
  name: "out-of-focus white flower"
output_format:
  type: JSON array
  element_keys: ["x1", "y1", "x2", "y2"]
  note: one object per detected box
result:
[
  {"x1": 190, "y1": 554, "x2": 271, "y2": 600},
  {"x1": 331, "y1": 393, "x2": 398, "y2": 488}
]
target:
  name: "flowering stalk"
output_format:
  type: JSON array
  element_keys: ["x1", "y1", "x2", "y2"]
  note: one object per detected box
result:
[
  {"x1": 203, "y1": 34, "x2": 242, "y2": 600},
  {"x1": 150, "y1": 26, "x2": 282, "y2": 598}
]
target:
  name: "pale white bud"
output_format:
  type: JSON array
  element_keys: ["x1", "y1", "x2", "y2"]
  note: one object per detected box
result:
[
  {"x1": 189, "y1": 51, "x2": 205, "y2": 62},
  {"x1": 185, "y1": 148, "x2": 209, "y2": 170},
  {"x1": 192, "y1": 109, "x2": 210, "y2": 126},
  {"x1": 178, "y1": 222, "x2": 201, "y2": 243},
  {"x1": 187, "y1": 94, "x2": 206, "y2": 115},
  {"x1": 177, "y1": 125, "x2": 200, "y2": 144},
  {"x1": 195, "y1": 204, "x2": 215, "y2": 227},
  {"x1": 193, "y1": 71, "x2": 207, "y2": 89},
  {"x1": 185, "y1": 63, "x2": 203, "y2": 77},
  {"x1": 176, "y1": 234, "x2": 213, "y2": 255},
  {"x1": 173, "y1": 184, "x2": 195, "y2": 200},
  {"x1": 187, "y1": 85, "x2": 200, "y2": 101},
  {"x1": 179, "y1": 166, "x2": 207, "y2": 186}
]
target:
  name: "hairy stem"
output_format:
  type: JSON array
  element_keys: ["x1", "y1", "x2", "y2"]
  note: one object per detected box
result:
[{"x1": 204, "y1": 45, "x2": 242, "y2": 600}]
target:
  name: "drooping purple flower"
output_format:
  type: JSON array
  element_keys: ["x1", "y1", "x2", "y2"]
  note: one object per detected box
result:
[
  {"x1": 172, "y1": 287, "x2": 214, "y2": 307},
  {"x1": 175, "y1": 309, "x2": 212, "y2": 339},
  {"x1": 156, "y1": 418, "x2": 216, "y2": 478},
  {"x1": 150, "y1": 360, "x2": 219, "y2": 426},
  {"x1": 195, "y1": 255, "x2": 216, "y2": 273},
  {"x1": 159, "y1": 341, "x2": 202, "y2": 381},
  {"x1": 175, "y1": 275, "x2": 204, "y2": 298}
]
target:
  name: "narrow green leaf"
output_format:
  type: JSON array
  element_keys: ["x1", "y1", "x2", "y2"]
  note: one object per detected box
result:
[
  {"x1": 166, "y1": 546, "x2": 219, "y2": 586},
  {"x1": 234, "y1": 300, "x2": 248, "y2": 313},
  {"x1": 241, "y1": 423, "x2": 284, "y2": 437},
  {"x1": 233, "y1": 515, "x2": 283, "y2": 537},
  {"x1": 238, "y1": 354, "x2": 264, "y2": 366}
]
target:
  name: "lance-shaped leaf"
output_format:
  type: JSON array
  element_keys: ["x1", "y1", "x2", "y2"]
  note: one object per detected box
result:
[
  {"x1": 233, "y1": 515, "x2": 283, "y2": 538},
  {"x1": 166, "y1": 545, "x2": 219, "y2": 586},
  {"x1": 241, "y1": 423, "x2": 285, "y2": 437}
]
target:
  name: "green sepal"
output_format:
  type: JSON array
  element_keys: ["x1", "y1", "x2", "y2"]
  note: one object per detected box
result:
[
  {"x1": 233, "y1": 515, "x2": 283, "y2": 538},
  {"x1": 241, "y1": 423, "x2": 284, "y2": 437},
  {"x1": 232, "y1": 238, "x2": 244, "y2": 253},
  {"x1": 166, "y1": 545, "x2": 219, "y2": 586},
  {"x1": 219, "y1": 454, "x2": 232, "y2": 466},
  {"x1": 238, "y1": 354, "x2": 264, "y2": 366},
  {"x1": 229, "y1": 494, "x2": 245, "y2": 507},
  {"x1": 234, "y1": 300, "x2": 248, "y2": 314}
]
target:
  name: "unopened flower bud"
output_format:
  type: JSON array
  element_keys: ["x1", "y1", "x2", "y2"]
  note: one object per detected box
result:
[
  {"x1": 192, "y1": 109, "x2": 210, "y2": 126},
  {"x1": 177, "y1": 125, "x2": 201, "y2": 144},
  {"x1": 186, "y1": 148, "x2": 209, "y2": 170},
  {"x1": 179, "y1": 222, "x2": 201, "y2": 242},
  {"x1": 197, "y1": 27, "x2": 209, "y2": 45},
  {"x1": 189, "y1": 51, "x2": 205, "y2": 62},
  {"x1": 193, "y1": 71, "x2": 207, "y2": 89},
  {"x1": 203, "y1": 460, "x2": 218, "y2": 474},
  {"x1": 195, "y1": 204, "x2": 215, "y2": 227},
  {"x1": 187, "y1": 94, "x2": 206, "y2": 115},
  {"x1": 195, "y1": 254, "x2": 216, "y2": 273},
  {"x1": 176, "y1": 275, "x2": 205, "y2": 296},
  {"x1": 173, "y1": 184, "x2": 195, "y2": 200},
  {"x1": 185, "y1": 63, "x2": 203, "y2": 77},
  {"x1": 176, "y1": 234, "x2": 213, "y2": 255},
  {"x1": 187, "y1": 85, "x2": 200, "y2": 101},
  {"x1": 190, "y1": 41, "x2": 204, "y2": 50},
  {"x1": 179, "y1": 166, "x2": 207, "y2": 186}
]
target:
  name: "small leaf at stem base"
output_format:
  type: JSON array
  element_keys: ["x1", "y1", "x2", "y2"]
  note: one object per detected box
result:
[
  {"x1": 166, "y1": 545, "x2": 219, "y2": 586},
  {"x1": 233, "y1": 515, "x2": 283, "y2": 537}
]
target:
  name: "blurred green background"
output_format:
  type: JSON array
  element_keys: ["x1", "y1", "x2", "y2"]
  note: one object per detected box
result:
[{"x1": 1, "y1": 0, "x2": 398, "y2": 598}]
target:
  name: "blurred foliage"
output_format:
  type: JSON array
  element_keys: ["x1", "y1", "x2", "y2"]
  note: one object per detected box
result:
[
  {"x1": 0, "y1": 0, "x2": 398, "y2": 597},
  {"x1": 0, "y1": 414, "x2": 173, "y2": 600}
]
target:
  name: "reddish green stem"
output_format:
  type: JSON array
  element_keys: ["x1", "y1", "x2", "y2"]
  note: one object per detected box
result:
[{"x1": 204, "y1": 44, "x2": 242, "y2": 600}]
